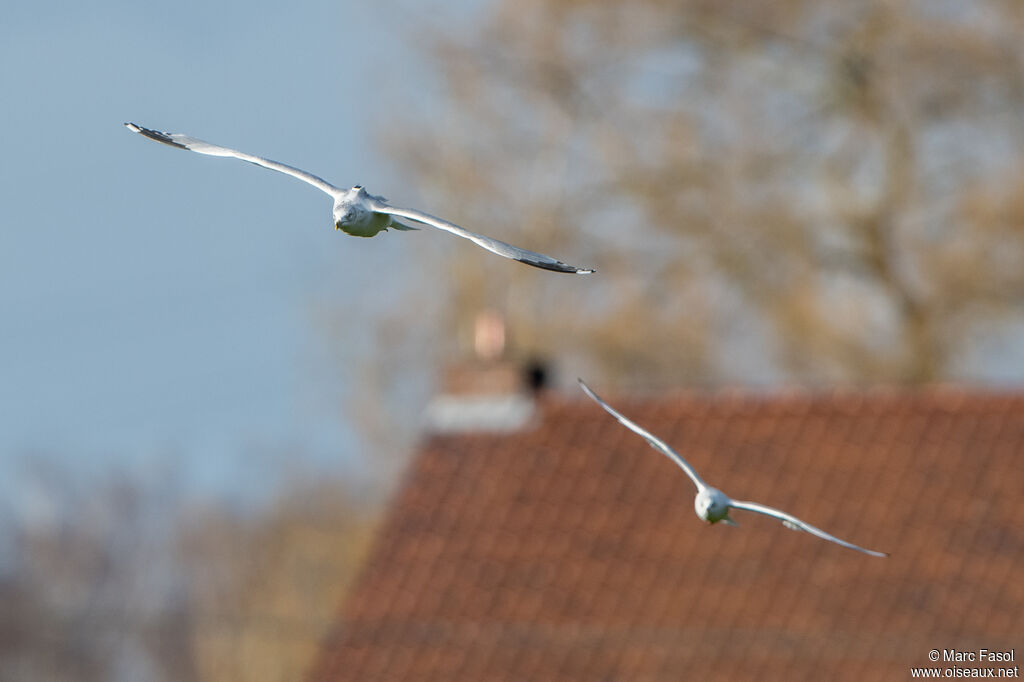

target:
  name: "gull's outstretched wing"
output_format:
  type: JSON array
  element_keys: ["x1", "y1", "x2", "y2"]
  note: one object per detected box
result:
[
  {"x1": 369, "y1": 202, "x2": 594, "y2": 274},
  {"x1": 578, "y1": 379, "x2": 706, "y2": 490},
  {"x1": 125, "y1": 123, "x2": 340, "y2": 197},
  {"x1": 729, "y1": 499, "x2": 888, "y2": 557}
]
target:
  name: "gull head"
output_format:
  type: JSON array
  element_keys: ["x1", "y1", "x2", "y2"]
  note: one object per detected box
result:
[
  {"x1": 333, "y1": 199, "x2": 355, "y2": 230},
  {"x1": 695, "y1": 487, "x2": 732, "y2": 524},
  {"x1": 333, "y1": 193, "x2": 390, "y2": 238}
]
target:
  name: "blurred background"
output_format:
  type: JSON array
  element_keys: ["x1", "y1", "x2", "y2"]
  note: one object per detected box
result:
[{"x1": 2, "y1": 0, "x2": 1024, "y2": 679}]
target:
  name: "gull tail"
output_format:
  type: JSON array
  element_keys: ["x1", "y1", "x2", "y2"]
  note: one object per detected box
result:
[{"x1": 389, "y1": 220, "x2": 420, "y2": 231}]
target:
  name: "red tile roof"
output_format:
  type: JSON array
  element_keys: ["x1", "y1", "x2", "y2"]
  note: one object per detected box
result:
[{"x1": 311, "y1": 388, "x2": 1024, "y2": 681}]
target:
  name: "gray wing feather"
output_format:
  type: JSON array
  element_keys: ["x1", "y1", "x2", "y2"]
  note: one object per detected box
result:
[
  {"x1": 578, "y1": 379, "x2": 707, "y2": 490},
  {"x1": 729, "y1": 499, "x2": 888, "y2": 557},
  {"x1": 125, "y1": 122, "x2": 340, "y2": 197},
  {"x1": 370, "y1": 203, "x2": 594, "y2": 274}
]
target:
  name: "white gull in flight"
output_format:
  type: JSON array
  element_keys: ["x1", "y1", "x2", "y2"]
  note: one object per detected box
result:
[
  {"x1": 124, "y1": 123, "x2": 594, "y2": 274},
  {"x1": 579, "y1": 379, "x2": 887, "y2": 557}
]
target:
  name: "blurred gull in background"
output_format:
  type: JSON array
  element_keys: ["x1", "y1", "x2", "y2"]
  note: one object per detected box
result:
[{"x1": 579, "y1": 379, "x2": 888, "y2": 557}]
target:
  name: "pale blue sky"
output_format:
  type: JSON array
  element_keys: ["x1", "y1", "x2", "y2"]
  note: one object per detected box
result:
[
  {"x1": 0, "y1": 0, "x2": 472, "y2": 504},
  {"x1": 6, "y1": 0, "x2": 1024, "y2": 515}
]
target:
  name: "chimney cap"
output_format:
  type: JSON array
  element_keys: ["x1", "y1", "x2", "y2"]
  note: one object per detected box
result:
[{"x1": 473, "y1": 310, "x2": 506, "y2": 361}]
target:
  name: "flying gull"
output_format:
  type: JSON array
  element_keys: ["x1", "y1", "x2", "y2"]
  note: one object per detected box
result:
[
  {"x1": 124, "y1": 123, "x2": 593, "y2": 274},
  {"x1": 579, "y1": 379, "x2": 887, "y2": 557}
]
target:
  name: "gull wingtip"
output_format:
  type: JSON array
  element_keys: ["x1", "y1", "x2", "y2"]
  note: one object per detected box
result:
[
  {"x1": 577, "y1": 379, "x2": 600, "y2": 400},
  {"x1": 856, "y1": 545, "x2": 888, "y2": 558},
  {"x1": 515, "y1": 256, "x2": 594, "y2": 274}
]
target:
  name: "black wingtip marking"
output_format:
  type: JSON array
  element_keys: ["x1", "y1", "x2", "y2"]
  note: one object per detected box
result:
[
  {"x1": 126, "y1": 122, "x2": 189, "y2": 150},
  {"x1": 516, "y1": 257, "x2": 595, "y2": 274}
]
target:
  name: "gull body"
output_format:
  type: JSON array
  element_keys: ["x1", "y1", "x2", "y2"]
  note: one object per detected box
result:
[
  {"x1": 695, "y1": 486, "x2": 734, "y2": 525},
  {"x1": 332, "y1": 185, "x2": 396, "y2": 238},
  {"x1": 124, "y1": 123, "x2": 594, "y2": 274},
  {"x1": 579, "y1": 379, "x2": 887, "y2": 557}
]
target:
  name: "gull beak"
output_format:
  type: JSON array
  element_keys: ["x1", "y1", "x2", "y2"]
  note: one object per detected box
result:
[{"x1": 721, "y1": 516, "x2": 738, "y2": 527}]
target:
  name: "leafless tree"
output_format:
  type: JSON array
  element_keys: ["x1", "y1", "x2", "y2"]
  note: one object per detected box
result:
[
  {"x1": 385, "y1": 0, "x2": 1024, "y2": 388},
  {"x1": 0, "y1": 465, "x2": 196, "y2": 681},
  {"x1": 0, "y1": 463, "x2": 373, "y2": 682},
  {"x1": 176, "y1": 475, "x2": 375, "y2": 682}
]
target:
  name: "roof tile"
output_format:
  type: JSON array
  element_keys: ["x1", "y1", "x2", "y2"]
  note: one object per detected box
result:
[{"x1": 312, "y1": 389, "x2": 1024, "y2": 681}]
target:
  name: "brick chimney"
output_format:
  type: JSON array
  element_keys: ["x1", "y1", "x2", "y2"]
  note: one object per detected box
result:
[{"x1": 423, "y1": 311, "x2": 545, "y2": 433}]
